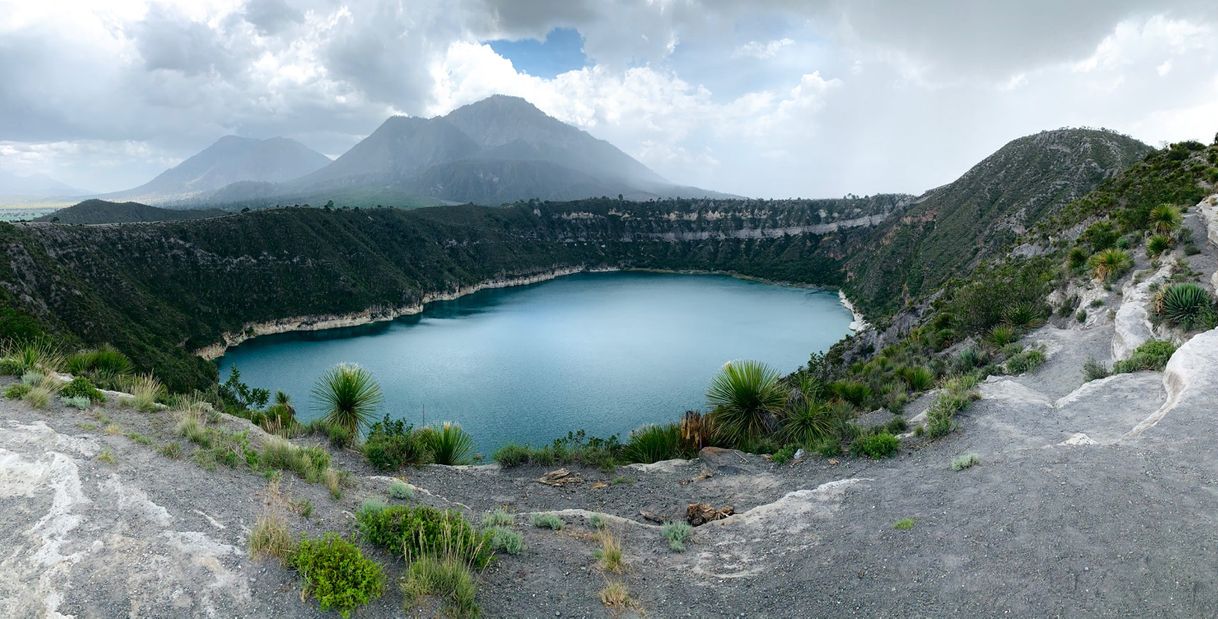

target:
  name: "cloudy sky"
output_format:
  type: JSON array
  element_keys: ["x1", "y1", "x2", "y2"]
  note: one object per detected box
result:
[{"x1": 2, "y1": 0, "x2": 1217, "y2": 197}]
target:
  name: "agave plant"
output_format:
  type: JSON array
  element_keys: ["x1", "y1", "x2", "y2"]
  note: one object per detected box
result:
[
  {"x1": 1146, "y1": 234, "x2": 1172, "y2": 258},
  {"x1": 707, "y1": 360, "x2": 786, "y2": 444},
  {"x1": 1157, "y1": 283, "x2": 1216, "y2": 330},
  {"x1": 1088, "y1": 248, "x2": 1133, "y2": 282},
  {"x1": 1148, "y1": 204, "x2": 1182, "y2": 235},
  {"x1": 624, "y1": 423, "x2": 688, "y2": 464},
  {"x1": 311, "y1": 363, "x2": 383, "y2": 436},
  {"x1": 899, "y1": 366, "x2": 935, "y2": 392},
  {"x1": 417, "y1": 422, "x2": 474, "y2": 465},
  {"x1": 778, "y1": 400, "x2": 833, "y2": 446}
]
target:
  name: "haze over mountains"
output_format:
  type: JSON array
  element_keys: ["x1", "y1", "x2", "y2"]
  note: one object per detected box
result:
[
  {"x1": 96, "y1": 95, "x2": 726, "y2": 208},
  {"x1": 0, "y1": 169, "x2": 88, "y2": 203},
  {"x1": 107, "y1": 136, "x2": 332, "y2": 204}
]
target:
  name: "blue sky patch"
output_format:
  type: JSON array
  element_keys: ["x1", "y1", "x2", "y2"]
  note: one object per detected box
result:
[{"x1": 487, "y1": 27, "x2": 587, "y2": 78}]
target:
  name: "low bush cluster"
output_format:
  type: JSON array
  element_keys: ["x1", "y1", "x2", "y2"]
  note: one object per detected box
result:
[
  {"x1": 1112, "y1": 340, "x2": 1177, "y2": 374},
  {"x1": 924, "y1": 374, "x2": 981, "y2": 438},
  {"x1": 59, "y1": 377, "x2": 105, "y2": 403},
  {"x1": 356, "y1": 502, "x2": 493, "y2": 569},
  {"x1": 292, "y1": 533, "x2": 385, "y2": 618},
  {"x1": 850, "y1": 431, "x2": 899, "y2": 459}
]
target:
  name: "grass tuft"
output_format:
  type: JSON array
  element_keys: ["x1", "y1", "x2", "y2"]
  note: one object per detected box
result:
[
  {"x1": 951, "y1": 453, "x2": 980, "y2": 471},
  {"x1": 388, "y1": 480, "x2": 413, "y2": 500},
  {"x1": 661, "y1": 521, "x2": 693, "y2": 552},
  {"x1": 531, "y1": 513, "x2": 563, "y2": 530},
  {"x1": 401, "y1": 554, "x2": 479, "y2": 618},
  {"x1": 595, "y1": 530, "x2": 625, "y2": 573},
  {"x1": 250, "y1": 511, "x2": 294, "y2": 561}
]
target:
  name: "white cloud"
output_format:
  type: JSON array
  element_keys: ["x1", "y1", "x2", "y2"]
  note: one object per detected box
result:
[
  {"x1": 0, "y1": 0, "x2": 1216, "y2": 196},
  {"x1": 733, "y1": 38, "x2": 794, "y2": 60}
]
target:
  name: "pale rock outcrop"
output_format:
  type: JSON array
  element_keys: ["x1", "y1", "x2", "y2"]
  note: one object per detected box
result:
[
  {"x1": 1112, "y1": 259, "x2": 1174, "y2": 361},
  {"x1": 1124, "y1": 326, "x2": 1218, "y2": 440}
]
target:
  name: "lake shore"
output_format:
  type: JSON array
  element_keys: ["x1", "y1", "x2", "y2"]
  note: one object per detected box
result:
[{"x1": 198, "y1": 265, "x2": 863, "y2": 360}]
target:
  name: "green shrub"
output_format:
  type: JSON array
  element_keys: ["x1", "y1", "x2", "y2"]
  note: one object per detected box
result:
[
  {"x1": 893, "y1": 518, "x2": 915, "y2": 530},
  {"x1": 829, "y1": 379, "x2": 873, "y2": 408},
  {"x1": 770, "y1": 444, "x2": 797, "y2": 464},
  {"x1": 623, "y1": 423, "x2": 690, "y2": 464},
  {"x1": 492, "y1": 443, "x2": 530, "y2": 467},
  {"x1": 1157, "y1": 283, "x2": 1216, "y2": 330},
  {"x1": 60, "y1": 377, "x2": 104, "y2": 403},
  {"x1": 401, "y1": 554, "x2": 479, "y2": 618},
  {"x1": 362, "y1": 416, "x2": 428, "y2": 470},
  {"x1": 1075, "y1": 309, "x2": 1087, "y2": 323},
  {"x1": 355, "y1": 502, "x2": 493, "y2": 568},
  {"x1": 706, "y1": 360, "x2": 786, "y2": 444},
  {"x1": 485, "y1": 526, "x2": 523, "y2": 555},
  {"x1": 417, "y1": 422, "x2": 474, "y2": 466},
  {"x1": 292, "y1": 533, "x2": 385, "y2": 618},
  {"x1": 481, "y1": 509, "x2": 514, "y2": 528},
  {"x1": 850, "y1": 432, "x2": 899, "y2": 459},
  {"x1": 531, "y1": 513, "x2": 563, "y2": 530},
  {"x1": 951, "y1": 453, "x2": 980, "y2": 471},
  {"x1": 65, "y1": 345, "x2": 133, "y2": 376},
  {"x1": 1005, "y1": 348, "x2": 1046, "y2": 374},
  {"x1": 4, "y1": 383, "x2": 31, "y2": 399},
  {"x1": 1083, "y1": 358, "x2": 1110, "y2": 381},
  {"x1": 924, "y1": 374, "x2": 980, "y2": 439},
  {"x1": 260, "y1": 437, "x2": 331, "y2": 483},
  {"x1": 811, "y1": 435, "x2": 842, "y2": 457},
  {"x1": 388, "y1": 480, "x2": 413, "y2": 500},
  {"x1": 662, "y1": 522, "x2": 693, "y2": 552},
  {"x1": 1112, "y1": 340, "x2": 1177, "y2": 373},
  {"x1": 61, "y1": 395, "x2": 91, "y2": 409},
  {"x1": 491, "y1": 431, "x2": 624, "y2": 470}
]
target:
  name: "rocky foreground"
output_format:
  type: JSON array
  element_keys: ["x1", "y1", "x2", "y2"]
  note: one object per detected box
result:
[{"x1": 3, "y1": 200, "x2": 1218, "y2": 617}]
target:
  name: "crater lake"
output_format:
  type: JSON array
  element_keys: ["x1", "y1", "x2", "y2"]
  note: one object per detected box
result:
[{"x1": 218, "y1": 271, "x2": 855, "y2": 455}]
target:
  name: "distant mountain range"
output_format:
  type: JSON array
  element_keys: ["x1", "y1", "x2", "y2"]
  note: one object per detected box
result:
[
  {"x1": 102, "y1": 95, "x2": 728, "y2": 208},
  {"x1": 0, "y1": 169, "x2": 88, "y2": 203},
  {"x1": 106, "y1": 136, "x2": 332, "y2": 204}
]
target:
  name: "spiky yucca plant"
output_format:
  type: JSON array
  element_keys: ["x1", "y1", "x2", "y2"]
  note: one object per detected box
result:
[
  {"x1": 417, "y1": 422, "x2": 474, "y2": 465},
  {"x1": 1157, "y1": 283, "x2": 1216, "y2": 331},
  {"x1": 1088, "y1": 248, "x2": 1133, "y2": 282},
  {"x1": 1148, "y1": 204, "x2": 1182, "y2": 235},
  {"x1": 312, "y1": 363, "x2": 383, "y2": 436},
  {"x1": 707, "y1": 360, "x2": 785, "y2": 445}
]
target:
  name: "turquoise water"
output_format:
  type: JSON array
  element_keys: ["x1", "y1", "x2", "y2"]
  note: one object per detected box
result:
[{"x1": 219, "y1": 272, "x2": 853, "y2": 455}]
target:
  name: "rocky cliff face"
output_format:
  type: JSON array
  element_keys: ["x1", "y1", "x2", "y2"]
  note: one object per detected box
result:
[{"x1": 0, "y1": 196, "x2": 902, "y2": 389}]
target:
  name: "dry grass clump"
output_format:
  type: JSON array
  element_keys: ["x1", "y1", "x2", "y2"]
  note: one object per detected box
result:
[
  {"x1": 599, "y1": 580, "x2": 635, "y2": 610},
  {"x1": 250, "y1": 511, "x2": 294, "y2": 560},
  {"x1": 595, "y1": 530, "x2": 625, "y2": 574}
]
